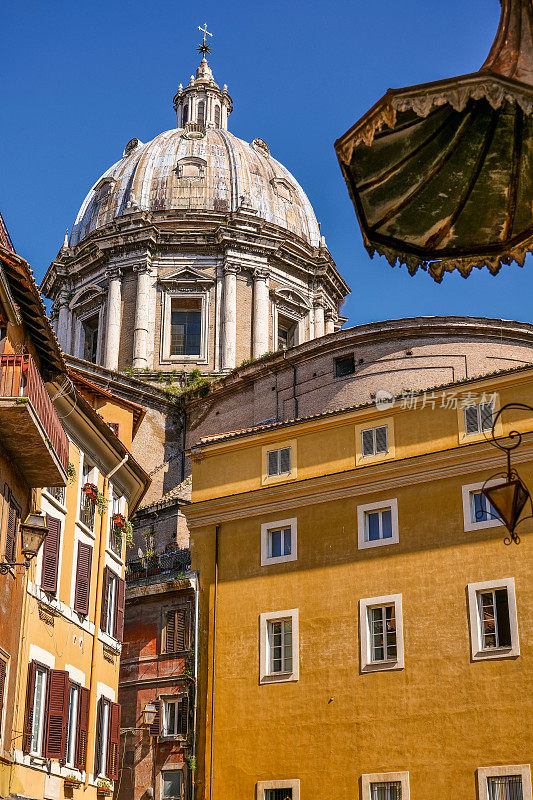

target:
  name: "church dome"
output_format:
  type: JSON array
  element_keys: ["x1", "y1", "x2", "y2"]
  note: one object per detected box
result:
[{"x1": 70, "y1": 127, "x2": 321, "y2": 248}]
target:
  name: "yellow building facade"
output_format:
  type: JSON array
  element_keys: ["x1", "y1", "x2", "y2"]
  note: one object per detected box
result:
[
  {"x1": 8, "y1": 383, "x2": 149, "y2": 800},
  {"x1": 186, "y1": 367, "x2": 533, "y2": 800}
]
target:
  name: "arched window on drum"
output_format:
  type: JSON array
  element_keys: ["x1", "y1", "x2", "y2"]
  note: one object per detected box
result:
[
  {"x1": 214, "y1": 105, "x2": 221, "y2": 128},
  {"x1": 182, "y1": 105, "x2": 188, "y2": 126},
  {"x1": 197, "y1": 101, "x2": 205, "y2": 125}
]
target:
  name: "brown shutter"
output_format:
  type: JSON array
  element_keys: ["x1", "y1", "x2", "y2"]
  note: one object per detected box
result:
[
  {"x1": 106, "y1": 702, "x2": 121, "y2": 780},
  {"x1": 73, "y1": 543, "x2": 92, "y2": 616},
  {"x1": 100, "y1": 567, "x2": 110, "y2": 631},
  {"x1": 114, "y1": 578, "x2": 125, "y2": 642},
  {"x1": 176, "y1": 609, "x2": 187, "y2": 650},
  {"x1": 149, "y1": 700, "x2": 160, "y2": 737},
  {"x1": 5, "y1": 491, "x2": 17, "y2": 563},
  {"x1": 0, "y1": 658, "x2": 6, "y2": 725},
  {"x1": 165, "y1": 611, "x2": 175, "y2": 653},
  {"x1": 94, "y1": 698, "x2": 103, "y2": 776},
  {"x1": 178, "y1": 694, "x2": 189, "y2": 736},
  {"x1": 45, "y1": 669, "x2": 69, "y2": 759},
  {"x1": 41, "y1": 515, "x2": 61, "y2": 594},
  {"x1": 23, "y1": 661, "x2": 38, "y2": 753},
  {"x1": 75, "y1": 687, "x2": 90, "y2": 770}
]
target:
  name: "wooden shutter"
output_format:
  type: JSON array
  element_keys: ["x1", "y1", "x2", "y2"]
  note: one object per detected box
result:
[
  {"x1": 73, "y1": 542, "x2": 93, "y2": 616},
  {"x1": 44, "y1": 669, "x2": 69, "y2": 759},
  {"x1": 75, "y1": 687, "x2": 90, "y2": 770},
  {"x1": 178, "y1": 694, "x2": 189, "y2": 736},
  {"x1": 0, "y1": 658, "x2": 6, "y2": 728},
  {"x1": 149, "y1": 700, "x2": 160, "y2": 736},
  {"x1": 23, "y1": 661, "x2": 38, "y2": 753},
  {"x1": 106, "y1": 702, "x2": 121, "y2": 780},
  {"x1": 114, "y1": 578, "x2": 125, "y2": 642},
  {"x1": 362, "y1": 429, "x2": 374, "y2": 457},
  {"x1": 267, "y1": 450, "x2": 278, "y2": 476},
  {"x1": 41, "y1": 515, "x2": 61, "y2": 594},
  {"x1": 176, "y1": 609, "x2": 187, "y2": 650},
  {"x1": 375, "y1": 425, "x2": 388, "y2": 455},
  {"x1": 5, "y1": 491, "x2": 18, "y2": 563},
  {"x1": 280, "y1": 447, "x2": 291, "y2": 474},
  {"x1": 166, "y1": 611, "x2": 176, "y2": 652},
  {"x1": 465, "y1": 405, "x2": 480, "y2": 434},
  {"x1": 100, "y1": 567, "x2": 110, "y2": 631},
  {"x1": 94, "y1": 698, "x2": 103, "y2": 776},
  {"x1": 495, "y1": 588, "x2": 512, "y2": 647}
]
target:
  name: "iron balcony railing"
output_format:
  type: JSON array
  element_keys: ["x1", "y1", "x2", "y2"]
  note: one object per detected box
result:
[
  {"x1": 46, "y1": 485, "x2": 66, "y2": 504},
  {"x1": 79, "y1": 493, "x2": 96, "y2": 531},
  {"x1": 125, "y1": 550, "x2": 191, "y2": 583},
  {"x1": 0, "y1": 354, "x2": 69, "y2": 472},
  {"x1": 110, "y1": 528, "x2": 123, "y2": 557}
]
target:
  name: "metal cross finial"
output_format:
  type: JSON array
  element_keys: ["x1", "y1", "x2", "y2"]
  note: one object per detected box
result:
[{"x1": 197, "y1": 23, "x2": 213, "y2": 57}]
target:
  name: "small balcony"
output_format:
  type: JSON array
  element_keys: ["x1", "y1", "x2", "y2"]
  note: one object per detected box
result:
[
  {"x1": 79, "y1": 493, "x2": 96, "y2": 531},
  {"x1": 0, "y1": 354, "x2": 68, "y2": 486},
  {"x1": 125, "y1": 550, "x2": 192, "y2": 584}
]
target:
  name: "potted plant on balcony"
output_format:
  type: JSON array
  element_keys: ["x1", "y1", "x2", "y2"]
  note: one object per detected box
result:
[
  {"x1": 112, "y1": 513, "x2": 134, "y2": 547},
  {"x1": 83, "y1": 482, "x2": 99, "y2": 502},
  {"x1": 64, "y1": 774, "x2": 81, "y2": 788},
  {"x1": 96, "y1": 778, "x2": 113, "y2": 796}
]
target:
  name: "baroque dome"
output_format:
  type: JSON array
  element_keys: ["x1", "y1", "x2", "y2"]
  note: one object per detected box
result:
[{"x1": 70, "y1": 127, "x2": 321, "y2": 248}]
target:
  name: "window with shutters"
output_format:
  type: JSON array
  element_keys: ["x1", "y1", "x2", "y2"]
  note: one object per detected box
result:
[
  {"x1": 3, "y1": 485, "x2": 21, "y2": 564},
  {"x1": 95, "y1": 697, "x2": 120, "y2": 779},
  {"x1": 261, "y1": 518, "x2": 297, "y2": 566},
  {"x1": 27, "y1": 663, "x2": 49, "y2": 755},
  {"x1": 101, "y1": 568, "x2": 125, "y2": 642},
  {"x1": 109, "y1": 490, "x2": 124, "y2": 557},
  {"x1": 65, "y1": 683, "x2": 80, "y2": 766},
  {"x1": 161, "y1": 695, "x2": 189, "y2": 737},
  {"x1": 467, "y1": 579, "x2": 520, "y2": 660},
  {"x1": 105, "y1": 572, "x2": 117, "y2": 636},
  {"x1": 164, "y1": 608, "x2": 188, "y2": 653},
  {"x1": 0, "y1": 654, "x2": 8, "y2": 748},
  {"x1": 41, "y1": 515, "x2": 61, "y2": 594},
  {"x1": 362, "y1": 773, "x2": 410, "y2": 799},
  {"x1": 360, "y1": 595, "x2": 404, "y2": 672},
  {"x1": 267, "y1": 448, "x2": 291, "y2": 476},
  {"x1": 73, "y1": 541, "x2": 93, "y2": 616},
  {"x1": 464, "y1": 401, "x2": 494, "y2": 435},
  {"x1": 259, "y1": 609, "x2": 299, "y2": 684},
  {"x1": 161, "y1": 770, "x2": 184, "y2": 799},
  {"x1": 75, "y1": 687, "x2": 90, "y2": 771},
  {"x1": 257, "y1": 781, "x2": 300, "y2": 800},
  {"x1": 357, "y1": 499, "x2": 399, "y2": 549},
  {"x1": 476, "y1": 766, "x2": 531, "y2": 800},
  {"x1": 361, "y1": 425, "x2": 388, "y2": 457},
  {"x1": 462, "y1": 480, "x2": 504, "y2": 532}
]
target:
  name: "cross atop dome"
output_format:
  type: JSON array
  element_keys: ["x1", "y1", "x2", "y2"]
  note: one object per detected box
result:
[{"x1": 172, "y1": 26, "x2": 233, "y2": 130}]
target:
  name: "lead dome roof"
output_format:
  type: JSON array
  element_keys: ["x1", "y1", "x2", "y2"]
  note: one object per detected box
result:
[{"x1": 70, "y1": 128, "x2": 321, "y2": 248}]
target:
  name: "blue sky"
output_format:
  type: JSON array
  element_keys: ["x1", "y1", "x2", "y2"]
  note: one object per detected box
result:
[{"x1": 2, "y1": 0, "x2": 531, "y2": 326}]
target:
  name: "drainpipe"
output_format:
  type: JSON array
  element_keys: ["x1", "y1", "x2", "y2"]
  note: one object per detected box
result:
[
  {"x1": 283, "y1": 351, "x2": 298, "y2": 420},
  {"x1": 190, "y1": 572, "x2": 199, "y2": 800},
  {"x1": 209, "y1": 525, "x2": 219, "y2": 800},
  {"x1": 108, "y1": 453, "x2": 128, "y2": 481}
]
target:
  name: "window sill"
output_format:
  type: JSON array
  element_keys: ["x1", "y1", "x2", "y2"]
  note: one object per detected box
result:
[
  {"x1": 260, "y1": 671, "x2": 298, "y2": 684},
  {"x1": 358, "y1": 537, "x2": 399, "y2": 550},
  {"x1": 158, "y1": 734, "x2": 187, "y2": 743},
  {"x1": 76, "y1": 518, "x2": 96, "y2": 539},
  {"x1": 42, "y1": 490, "x2": 68, "y2": 515},
  {"x1": 361, "y1": 659, "x2": 404, "y2": 673},
  {"x1": 472, "y1": 646, "x2": 518, "y2": 661},
  {"x1": 97, "y1": 629, "x2": 122, "y2": 653}
]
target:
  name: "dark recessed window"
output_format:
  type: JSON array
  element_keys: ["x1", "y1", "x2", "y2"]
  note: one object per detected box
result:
[{"x1": 334, "y1": 354, "x2": 355, "y2": 378}]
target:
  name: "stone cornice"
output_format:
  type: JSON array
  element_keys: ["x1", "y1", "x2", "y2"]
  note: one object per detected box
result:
[{"x1": 184, "y1": 433, "x2": 533, "y2": 527}]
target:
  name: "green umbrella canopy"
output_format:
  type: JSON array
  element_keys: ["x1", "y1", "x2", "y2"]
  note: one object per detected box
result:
[{"x1": 335, "y1": 0, "x2": 533, "y2": 282}]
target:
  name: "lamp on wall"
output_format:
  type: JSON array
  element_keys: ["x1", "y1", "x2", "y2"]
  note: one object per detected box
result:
[
  {"x1": 0, "y1": 512, "x2": 48, "y2": 574},
  {"x1": 481, "y1": 403, "x2": 533, "y2": 545},
  {"x1": 142, "y1": 703, "x2": 157, "y2": 727}
]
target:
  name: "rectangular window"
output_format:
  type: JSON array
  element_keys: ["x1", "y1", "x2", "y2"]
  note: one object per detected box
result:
[
  {"x1": 65, "y1": 683, "x2": 79, "y2": 766},
  {"x1": 0, "y1": 655, "x2": 7, "y2": 746},
  {"x1": 261, "y1": 518, "x2": 297, "y2": 566},
  {"x1": 162, "y1": 770, "x2": 183, "y2": 799},
  {"x1": 478, "y1": 588, "x2": 512, "y2": 650},
  {"x1": 106, "y1": 573, "x2": 117, "y2": 637},
  {"x1": 464, "y1": 402, "x2": 494, "y2": 435},
  {"x1": 268, "y1": 619, "x2": 292, "y2": 674},
  {"x1": 487, "y1": 775, "x2": 523, "y2": 800},
  {"x1": 267, "y1": 447, "x2": 291, "y2": 477},
  {"x1": 371, "y1": 782, "x2": 402, "y2": 800},
  {"x1": 4, "y1": 485, "x2": 21, "y2": 564},
  {"x1": 467, "y1": 579, "x2": 519, "y2": 660},
  {"x1": 362, "y1": 425, "x2": 388, "y2": 457},
  {"x1": 265, "y1": 791, "x2": 293, "y2": 800},
  {"x1": 31, "y1": 666, "x2": 48, "y2": 755},
  {"x1": 471, "y1": 491, "x2": 499, "y2": 524},
  {"x1": 462, "y1": 481, "x2": 504, "y2": 532},
  {"x1": 79, "y1": 459, "x2": 96, "y2": 531},
  {"x1": 163, "y1": 699, "x2": 179, "y2": 736},
  {"x1": 358, "y1": 499, "x2": 399, "y2": 549},
  {"x1": 334, "y1": 354, "x2": 355, "y2": 378},
  {"x1": 269, "y1": 527, "x2": 291, "y2": 558},
  {"x1": 82, "y1": 315, "x2": 99, "y2": 363},
  {"x1": 360, "y1": 595, "x2": 404, "y2": 672},
  {"x1": 369, "y1": 605, "x2": 397, "y2": 663},
  {"x1": 41, "y1": 515, "x2": 61, "y2": 594},
  {"x1": 170, "y1": 298, "x2": 202, "y2": 356},
  {"x1": 98, "y1": 700, "x2": 110, "y2": 776},
  {"x1": 165, "y1": 608, "x2": 188, "y2": 652}
]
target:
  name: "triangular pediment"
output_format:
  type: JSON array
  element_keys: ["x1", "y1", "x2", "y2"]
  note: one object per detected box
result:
[{"x1": 159, "y1": 266, "x2": 215, "y2": 285}]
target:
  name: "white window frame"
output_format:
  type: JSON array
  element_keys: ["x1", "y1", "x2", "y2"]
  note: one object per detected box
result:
[
  {"x1": 160, "y1": 768, "x2": 184, "y2": 800},
  {"x1": 262, "y1": 440, "x2": 297, "y2": 486},
  {"x1": 98, "y1": 698, "x2": 110, "y2": 777},
  {"x1": 107, "y1": 486, "x2": 125, "y2": 562},
  {"x1": 30, "y1": 665, "x2": 48, "y2": 756},
  {"x1": 361, "y1": 425, "x2": 388, "y2": 458},
  {"x1": 476, "y1": 764, "x2": 532, "y2": 800},
  {"x1": 160, "y1": 289, "x2": 210, "y2": 364},
  {"x1": 256, "y1": 779, "x2": 300, "y2": 800},
  {"x1": 267, "y1": 447, "x2": 291, "y2": 477},
  {"x1": 467, "y1": 578, "x2": 519, "y2": 660},
  {"x1": 105, "y1": 572, "x2": 118, "y2": 637},
  {"x1": 462, "y1": 480, "x2": 504, "y2": 532},
  {"x1": 464, "y1": 401, "x2": 494, "y2": 436},
  {"x1": 65, "y1": 683, "x2": 80, "y2": 767},
  {"x1": 361, "y1": 772, "x2": 410, "y2": 800},
  {"x1": 0, "y1": 648, "x2": 10, "y2": 751},
  {"x1": 261, "y1": 517, "x2": 297, "y2": 566},
  {"x1": 357, "y1": 499, "x2": 399, "y2": 550},
  {"x1": 360, "y1": 594, "x2": 404, "y2": 672},
  {"x1": 161, "y1": 697, "x2": 182, "y2": 738},
  {"x1": 259, "y1": 609, "x2": 299, "y2": 684}
]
